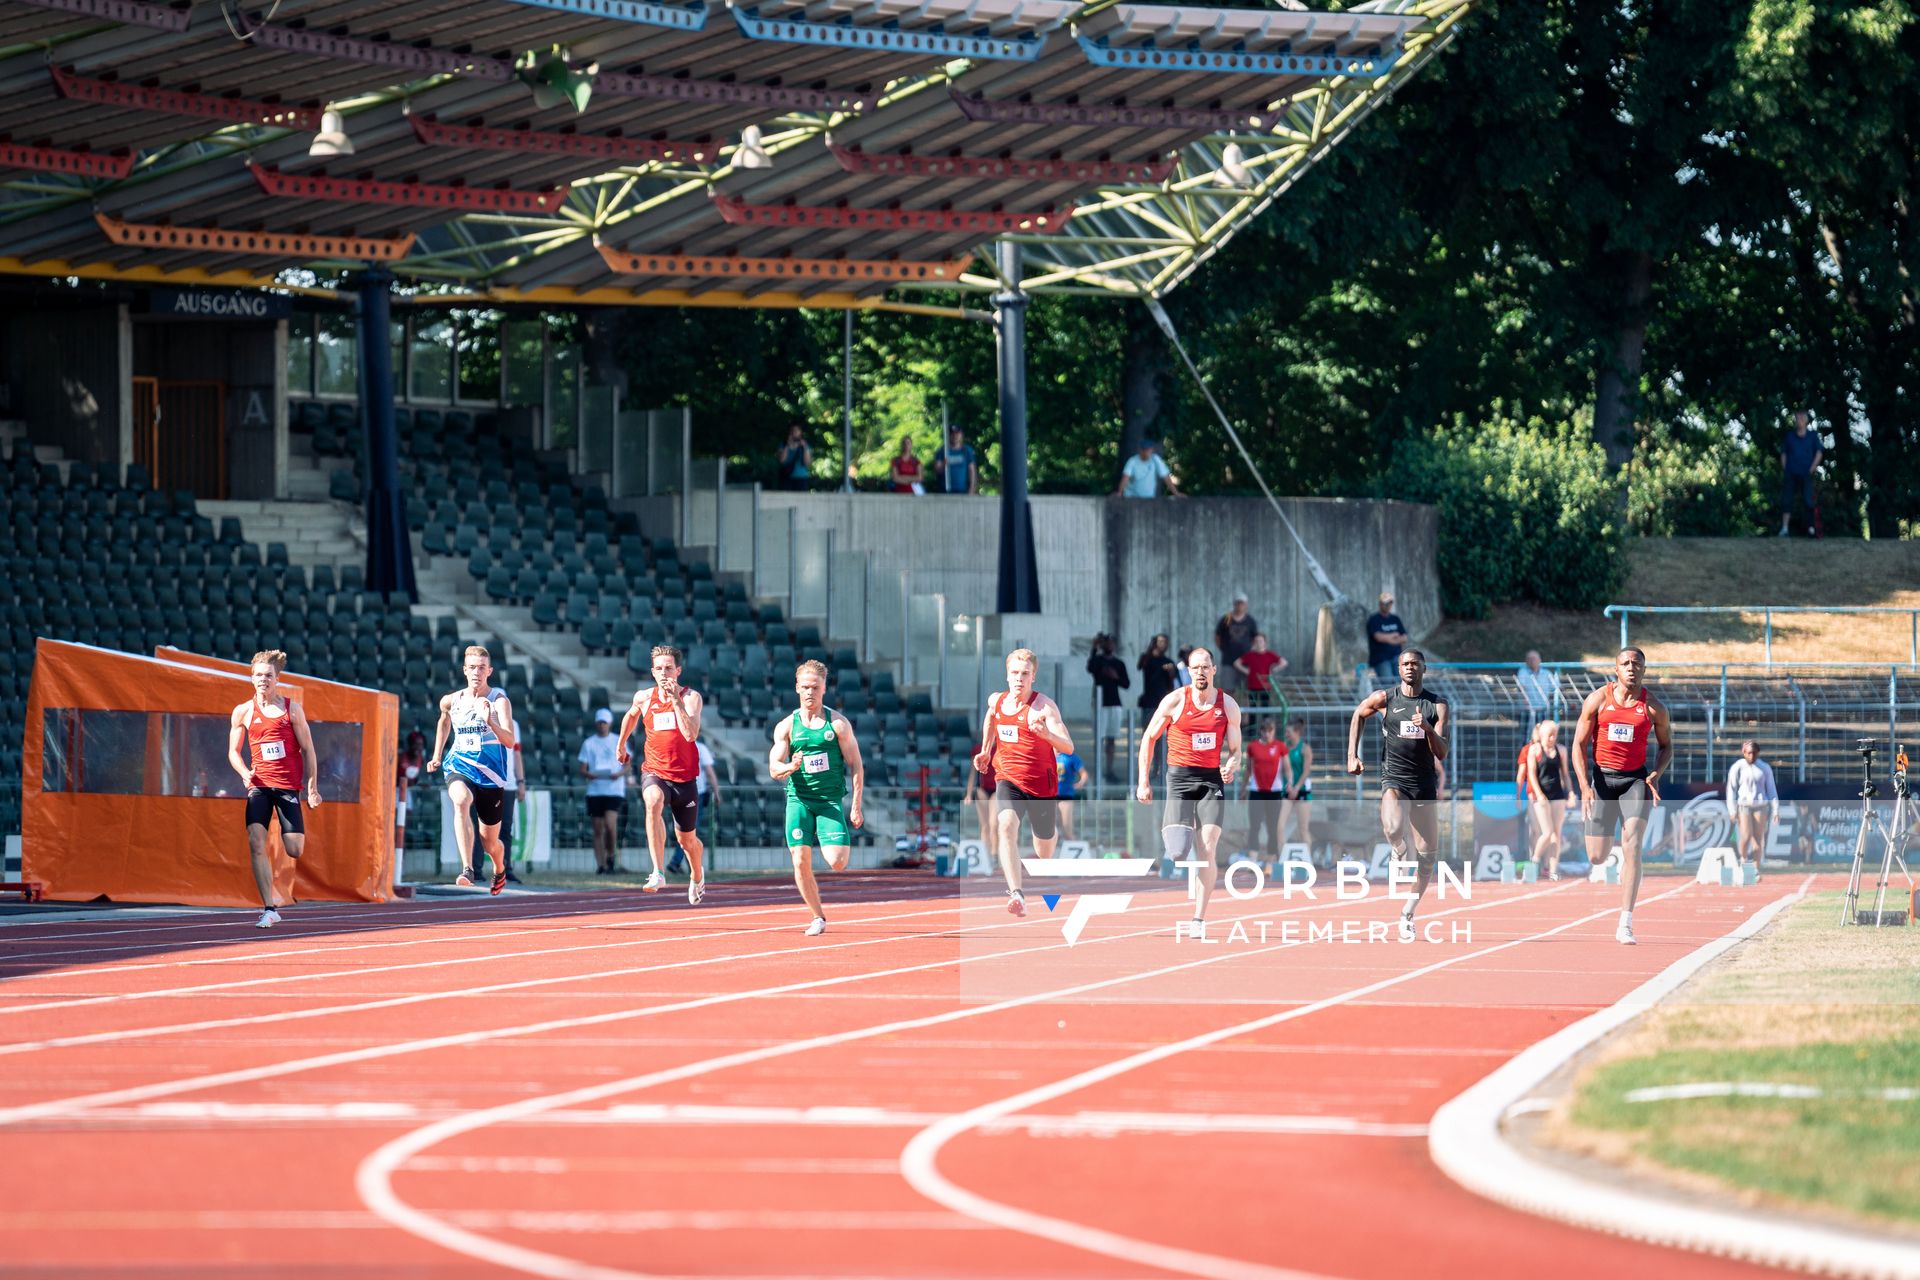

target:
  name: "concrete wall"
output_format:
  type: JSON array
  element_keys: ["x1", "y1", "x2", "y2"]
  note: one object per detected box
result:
[
  {"x1": 753, "y1": 491, "x2": 1439, "y2": 664},
  {"x1": 2, "y1": 307, "x2": 124, "y2": 464}
]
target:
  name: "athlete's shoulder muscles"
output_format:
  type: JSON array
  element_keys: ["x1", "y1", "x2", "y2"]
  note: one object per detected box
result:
[
  {"x1": 1355, "y1": 690, "x2": 1388, "y2": 715},
  {"x1": 830, "y1": 712, "x2": 855, "y2": 741},
  {"x1": 231, "y1": 701, "x2": 250, "y2": 726}
]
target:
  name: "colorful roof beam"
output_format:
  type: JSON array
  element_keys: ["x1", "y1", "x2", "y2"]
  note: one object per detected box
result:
[
  {"x1": 408, "y1": 112, "x2": 722, "y2": 166},
  {"x1": 829, "y1": 144, "x2": 1173, "y2": 184},
  {"x1": 15, "y1": 0, "x2": 189, "y2": 31},
  {"x1": 731, "y1": 5, "x2": 1044, "y2": 62},
  {"x1": 500, "y1": 0, "x2": 707, "y2": 30},
  {"x1": 712, "y1": 193, "x2": 1073, "y2": 235},
  {"x1": 246, "y1": 22, "x2": 514, "y2": 80},
  {"x1": 594, "y1": 68, "x2": 871, "y2": 113},
  {"x1": 595, "y1": 240, "x2": 971, "y2": 282},
  {"x1": 50, "y1": 66, "x2": 322, "y2": 130},
  {"x1": 250, "y1": 165, "x2": 571, "y2": 214},
  {"x1": 1075, "y1": 34, "x2": 1399, "y2": 77},
  {"x1": 95, "y1": 212, "x2": 415, "y2": 261},
  {"x1": 0, "y1": 140, "x2": 134, "y2": 180},
  {"x1": 949, "y1": 88, "x2": 1275, "y2": 132}
]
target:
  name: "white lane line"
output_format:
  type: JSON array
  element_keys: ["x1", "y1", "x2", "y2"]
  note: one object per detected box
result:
[
  {"x1": 895, "y1": 883, "x2": 1701, "y2": 1280},
  {"x1": 1428, "y1": 877, "x2": 1920, "y2": 1280},
  {"x1": 351, "y1": 884, "x2": 1581, "y2": 1280}
]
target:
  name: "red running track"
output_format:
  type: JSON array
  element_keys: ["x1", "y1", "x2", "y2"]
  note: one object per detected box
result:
[{"x1": 0, "y1": 871, "x2": 1821, "y2": 1278}]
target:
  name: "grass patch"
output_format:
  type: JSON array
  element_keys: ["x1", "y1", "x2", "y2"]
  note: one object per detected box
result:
[
  {"x1": 1430, "y1": 537, "x2": 1920, "y2": 664},
  {"x1": 1546, "y1": 892, "x2": 1920, "y2": 1229}
]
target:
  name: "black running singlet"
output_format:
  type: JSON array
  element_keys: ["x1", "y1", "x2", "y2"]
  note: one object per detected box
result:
[{"x1": 1378, "y1": 686, "x2": 1445, "y2": 792}]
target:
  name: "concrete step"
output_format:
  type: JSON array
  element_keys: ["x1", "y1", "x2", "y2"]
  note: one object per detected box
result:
[{"x1": 287, "y1": 471, "x2": 331, "y2": 500}]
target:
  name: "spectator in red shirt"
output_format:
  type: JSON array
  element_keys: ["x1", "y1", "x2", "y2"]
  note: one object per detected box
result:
[
  {"x1": 889, "y1": 436, "x2": 923, "y2": 494},
  {"x1": 1234, "y1": 633, "x2": 1288, "y2": 709}
]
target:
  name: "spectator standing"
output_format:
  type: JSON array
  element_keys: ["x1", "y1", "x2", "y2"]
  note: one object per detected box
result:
[
  {"x1": 1777, "y1": 410, "x2": 1823, "y2": 537},
  {"x1": 1115, "y1": 440, "x2": 1183, "y2": 499},
  {"x1": 578, "y1": 707, "x2": 629, "y2": 874},
  {"x1": 1175, "y1": 645, "x2": 1195, "y2": 688},
  {"x1": 1086, "y1": 633, "x2": 1130, "y2": 783},
  {"x1": 777, "y1": 423, "x2": 813, "y2": 492},
  {"x1": 931, "y1": 426, "x2": 978, "y2": 494},
  {"x1": 1724, "y1": 739, "x2": 1779, "y2": 866},
  {"x1": 1365, "y1": 592, "x2": 1406, "y2": 684},
  {"x1": 1235, "y1": 633, "x2": 1288, "y2": 710},
  {"x1": 1215, "y1": 593, "x2": 1258, "y2": 694},
  {"x1": 1514, "y1": 650, "x2": 1559, "y2": 722},
  {"x1": 1055, "y1": 748, "x2": 1087, "y2": 842},
  {"x1": 1137, "y1": 634, "x2": 1177, "y2": 710},
  {"x1": 1525, "y1": 720, "x2": 1572, "y2": 880},
  {"x1": 1278, "y1": 721, "x2": 1314, "y2": 864},
  {"x1": 489, "y1": 684, "x2": 525, "y2": 884},
  {"x1": 888, "y1": 437, "x2": 923, "y2": 494}
]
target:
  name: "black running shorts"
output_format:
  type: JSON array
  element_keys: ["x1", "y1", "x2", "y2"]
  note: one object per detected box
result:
[
  {"x1": 642, "y1": 772, "x2": 700, "y2": 833},
  {"x1": 1167, "y1": 766, "x2": 1226, "y2": 828},
  {"x1": 1586, "y1": 768, "x2": 1653, "y2": 837},
  {"x1": 994, "y1": 781, "x2": 1059, "y2": 841},
  {"x1": 245, "y1": 786, "x2": 303, "y2": 835}
]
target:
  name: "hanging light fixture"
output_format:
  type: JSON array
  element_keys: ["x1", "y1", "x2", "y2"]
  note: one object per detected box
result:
[
  {"x1": 1216, "y1": 143, "x2": 1253, "y2": 188},
  {"x1": 518, "y1": 45, "x2": 597, "y2": 114},
  {"x1": 734, "y1": 124, "x2": 772, "y2": 169},
  {"x1": 308, "y1": 109, "x2": 354, "y2": 157}
]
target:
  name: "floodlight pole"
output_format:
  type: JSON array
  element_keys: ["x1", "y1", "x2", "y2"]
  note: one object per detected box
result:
[
  {"x1": 842, "y1": 309, "x2": 854, "y2": 493},
  {"x1": 994, "y1": 240, "x2": 1040, "y2": 614},
  {"x1": 356, "y1": 266, "x2": 417, "y2": 602}
]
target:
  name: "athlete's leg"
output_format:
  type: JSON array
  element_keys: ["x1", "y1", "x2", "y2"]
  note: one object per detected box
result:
[
  {"x1": 447, "y1": 778, "x2": 478, "y2": 876},
  {"x1": 1529, "y1": 796, "x2": 1557, "y2": 864},
  {"x1": 1618, "y1": 814, "x2": 1648, "y2": 912},
  {"x1": 670, "y1": 784, "x2": 705, "y2": 892},
  {"x1": 790, "y1": 846, "x2": 824, "y2": 917},
  {"x1": 1028, "y1": 798, "x2": 1059, "y2": 859},
  {"x1": 246, "y1": 822, "x2": 274, "y2": 910},
  {"x1": 993, "y1": 803, "x2": 1024, "y2": 895},
  {"x1": 1545, "y1": 799, "x2": 1566, "y2": 876},
  {"x1": 478, "y1": 820, "x2": 505, "y2": 875},
  {"x1": 1379, "y1": 788, "x2": 1413, "y2": 857},
  {"x1": 641, "y1": 783, "x2": 669, "y2": 877},
  {"x1": 1192, "y1": 823, "x2": 1223, "y2": 920}
]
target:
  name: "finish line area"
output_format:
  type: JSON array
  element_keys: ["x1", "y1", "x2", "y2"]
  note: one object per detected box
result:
[{"x1": 0, "y1": 871, "x2": 1833, "y2": 1279}]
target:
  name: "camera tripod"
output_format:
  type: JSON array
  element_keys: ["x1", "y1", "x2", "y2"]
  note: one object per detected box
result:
[{"x1": 1840, "y1": 743, "x2": 1914, "y2": 927}]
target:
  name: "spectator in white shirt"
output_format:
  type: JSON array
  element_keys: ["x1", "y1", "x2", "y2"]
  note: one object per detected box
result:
[
  {"x1": 1724, "y1": 740, "x2": 1779, "y2": 866},
  {"x1": 578, "y1": 708, "x2": 630, "y2": 875},
  {"x1": 1514, "y1": 650, "x2": 1558, "y2": 721}
]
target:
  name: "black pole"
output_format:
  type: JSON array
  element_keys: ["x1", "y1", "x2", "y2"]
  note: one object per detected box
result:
[
  {"x1": 994, "y1": 241, "x2": 1040, "y2": 614},
  {"x1": 356, "y1": 266, "x2": 416, "y2": 601}
]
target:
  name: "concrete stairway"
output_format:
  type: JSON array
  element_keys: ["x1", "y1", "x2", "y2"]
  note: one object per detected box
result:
[{"x1": 197, "y1": 499, "x2": 360, "y2": 572}]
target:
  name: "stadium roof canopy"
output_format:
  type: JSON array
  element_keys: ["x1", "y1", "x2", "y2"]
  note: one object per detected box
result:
[{"x1": 0, "y1": 0, "x2": 1467, "y2": 310}]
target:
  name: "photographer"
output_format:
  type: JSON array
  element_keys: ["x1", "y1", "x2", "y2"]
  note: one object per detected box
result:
[{"x1": 1087, "y1": 633, "x2": 1130, "y2": 784}]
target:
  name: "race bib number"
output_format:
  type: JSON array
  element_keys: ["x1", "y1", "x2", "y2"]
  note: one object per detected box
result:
[
  {"x1": 1398, "y1": 720, "x2": 1423, "y2": 739},
  {"x1": 997, "y1": 723, "x2": 1020, "y2": 743},
  {"x1": 1606, "y1": 723, "x2": 1635, "y2": 743},
  {"x1": 652, "y1": 711, "x2": 679, "y2": 732},
  {"x1": 259, "y1": 740, "x2": 286, "y2": 762},
  {"x1": 1191, "y1": 732, "x2": 1218, "y2": 752},
  {"x1": 802, "y1": 752, "x2": 831, "y2": 775},
  {"x1": 455, "y1": 732, "x2": 484, "y2": 754}
]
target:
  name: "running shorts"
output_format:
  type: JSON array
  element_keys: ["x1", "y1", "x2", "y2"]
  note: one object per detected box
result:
[
  {"x1": 1168, "y1": 765, "x2": 1226, "y2": 828},
  {"x1": 449, "y1": 778, "x2": 505, "y2": 827},
  {"x1": 245, "y1": 786, "x2": 303, "y2": 835},
  {"x1": 1586, "y1": 768, "x2": 1652, "y2": 837},
  {"x1": 995, "y1": 781, "x2": 1058, "y2": 841},
  {"x1": 785, "y1": 796, "x2": 850, "y2": 849},
  {"x1": 642, "y1": 772, "x2": 700, "y2": 833}
]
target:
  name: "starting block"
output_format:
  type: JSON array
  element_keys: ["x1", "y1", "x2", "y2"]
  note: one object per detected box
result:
[
  {"x1": 1500, "y1": 859, "x2": 1539, "y2": 884},
  {"x1": 939, "y1": 839, "x2": 990, "y2": 877},
  {"x1": 1588, "y1": 847, "x2": 1622, "y2": 885}
]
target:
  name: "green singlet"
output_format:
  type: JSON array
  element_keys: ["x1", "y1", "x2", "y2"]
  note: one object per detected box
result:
[{"x1": 784, "y1": 708, "x2": 849, "y2": 849}]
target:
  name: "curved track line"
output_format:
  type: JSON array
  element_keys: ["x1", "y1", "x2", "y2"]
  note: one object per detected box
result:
[
  {"x1": 352, "y1": 885, "x2": 1582, "y2": 1279},
  {"x1": 894, "y1": 883, "x2": 1691, "y2": 1280}
]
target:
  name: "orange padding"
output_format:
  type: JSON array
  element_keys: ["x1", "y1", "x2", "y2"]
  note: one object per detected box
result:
[{"x1": 21, "y1": 639, "x2": 396, "y2": 907}]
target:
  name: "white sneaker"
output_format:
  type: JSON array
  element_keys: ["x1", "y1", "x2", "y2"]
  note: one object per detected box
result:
[
  {"x1": 688, "y1": 879, "x2": 705, "y2": 906},
  {"x1": 804, "y1": 917, "x2": 826, "y2": 936},
  {"x1": 1007, "y1": 892, "x2": 1027, "y2": 918},
  {"x1": 642, "y1": 871, "x2": 666, "y2": 893},
  {"x1": 1615, "y1": 921, "x2": 1637, "y2": 945},
  {"x1": 255, "y1": 909, "x2": 280, "y2": 929},
  {"x1": 1189, "y1": 918, "x2": 1206, "y2": 939},
  {"x1": 1397, "y1": 915, "x2": 1416, "y2": 943}
]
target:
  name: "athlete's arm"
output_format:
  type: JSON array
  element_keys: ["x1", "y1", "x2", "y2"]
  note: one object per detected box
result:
[
  {"x1": 1570, "y1": 688, "x2": 1602, "y2": 809},
  {"x1": 1297, "y1": 744, "x2": 1312, "y2": 796},
  {"x1": 768, "y1": 716, "x2": 799, "y2": 781},
  {"x1": 615, "y1": 691, "x2": 644, "y2": 765},
  {"x1": 1033, "y1": 695, "x2": 1074, "y2": 754},
  {"x1": 1647, "y1": 696, "x2": 1674, "y2": 800},
  {"x1": 1346, "y1": 692, "x2": 1386, "y2": 774},
  {"x1": 1136, "y1": 691, "x2": 1179, "y2": 801},
  {"x1": 487, "y1": 694, "x2": 517, "y2": 750},
  {"x1": 971, "y1": 711, "x2": 996, "y2": 774},
  {"x1": 1528, "y1": 744, "x2": 1548, "y2": 798},
  {"x1": 1425, "y1": 700, "x2": 1451, "y2": 762},
  {"x1": 428, "y1": 694, "x2": 452, "y2": 773},
  {"x1": 1220, "y1": 695, "x2": 1244, "y2": 785},
  {"x1": 227, "y1": 704, "x2": 253, "y2": 789},
  {"x1": 289, "y1": 698, "x2": 322, "y2": 806},
  {"x1": 670, "y1": 688, "x2": 702, "y2": 742},
  {"x1": 836, "y1": 713, "x2": 865, "y2": 829}
]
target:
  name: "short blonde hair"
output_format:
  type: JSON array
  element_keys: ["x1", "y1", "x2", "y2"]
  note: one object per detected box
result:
[
  {"x1": 1006, "y1": 648, "x2": 1037, "y2": 671},
  {"x1": 463, "y1": 645, "x2": 491, "y2": 665},
  {"x1": 796, "y1": 659, "x2": 829, "y2": 683},
  {"x1": 250, "y1": 649, "x2": 287, "y2": 674},
  {"x1": 651, "y1": 644, "x2": 683, "y2": 667}
]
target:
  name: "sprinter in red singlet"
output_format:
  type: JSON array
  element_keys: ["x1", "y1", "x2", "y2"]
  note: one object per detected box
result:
[
  {"x1": 616, "y1": 644, "x2": 707, "y2": 903},
  {"x1": 972, "y1": 648, "x2": 1075, "y2": 917},
  {"x1": 1572, "y1": 646, "x2": 1672, "y2": 945},
  {"x1": 225, "y1": 649, "x2": 321, "y2": 929},
  {"x1": 1138, "y1": 646, "x2": 1242, "y2": 934}
]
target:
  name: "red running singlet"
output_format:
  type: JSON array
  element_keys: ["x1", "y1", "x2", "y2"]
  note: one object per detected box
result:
[
  {"x1": 641, "y1": 686, "x2": 700, "y2": 783},
  {"x1": 1593, "y1": 686, "x2": 1652, "y2": 772},
  {"x1": 1247, "y1": 739, "x2": 1286, "y2": 792},
  {"x1": 988, "y1": 693, "x2": 1057, "y2": 797},
  {"x1": 1166, "y1": 686, "x2": 1228, "y2": 770},
  {"x1": 247, "y1": 697, "x2": 303, "y2": 789}
]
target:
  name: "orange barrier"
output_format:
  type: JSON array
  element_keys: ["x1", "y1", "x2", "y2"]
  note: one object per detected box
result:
[
  {"x1": 158, "y1": 646, "x2": 397, "y2": 903},
  {"x1": 21, "y1": 639, "x2": 394, "y2": 907}
]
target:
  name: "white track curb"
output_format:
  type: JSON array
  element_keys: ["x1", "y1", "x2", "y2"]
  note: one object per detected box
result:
[{"x1": 1429, "y1": 882, "x2": 1920, "y2": 1279}]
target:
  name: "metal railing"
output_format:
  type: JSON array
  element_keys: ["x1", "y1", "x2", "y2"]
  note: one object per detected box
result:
[{"x1": 1605, "y1": 605, "x2": 1920, "y2": 669}]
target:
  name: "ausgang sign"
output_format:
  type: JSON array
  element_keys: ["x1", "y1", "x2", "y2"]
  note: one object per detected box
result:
[{"x1": 151, "y1": 288, "x2": 292, "y2": 320}]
